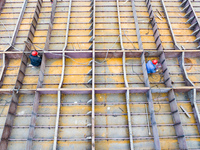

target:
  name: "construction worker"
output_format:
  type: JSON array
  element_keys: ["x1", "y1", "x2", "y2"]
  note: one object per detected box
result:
[
  {"x1": 29, "y1": 51, "x2": 42, "y2": 67},
  {"x1": 146, "y1": 59, "x2": 158, "y2": 74}
]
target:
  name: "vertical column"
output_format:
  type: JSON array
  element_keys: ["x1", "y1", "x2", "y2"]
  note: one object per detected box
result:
[
  {"x1": 53, "y1": 0, "x2": 72, "y2": 149},
  {"x1": 117, "y1": 0, "x2": 133, "y2": 149}
]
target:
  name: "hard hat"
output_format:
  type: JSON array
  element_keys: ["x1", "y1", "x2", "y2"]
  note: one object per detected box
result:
[
  {"x1": 32, "y1": 51, "x2": 38, "y2": 56},
  {"x1": 152, "y1": 59, "x2": 158, "y2": 65}
]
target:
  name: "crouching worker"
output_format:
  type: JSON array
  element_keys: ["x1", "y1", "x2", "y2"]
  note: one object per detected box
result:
[
  {"x1": 29, "y1": 51, "x2": 42, "y2": 67},
  {"x1": 146, "y1": 59, "x2": 158, "y2": 74}
]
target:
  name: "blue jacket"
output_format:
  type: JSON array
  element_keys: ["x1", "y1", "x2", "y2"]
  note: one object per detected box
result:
[
  {"x1": 146, "y1": 60, "x2": 156, "y2": 74},
  {"x1": 29, "y1": 55, "x2": 42, "y2": 67}
]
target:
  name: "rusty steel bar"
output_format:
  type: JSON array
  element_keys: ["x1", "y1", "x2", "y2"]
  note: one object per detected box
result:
[
  {"x1": 180, "y1": 0, "x2": 200, "y2": 49},
  {"x1": 131, "y1": 0, "x2": 143, "y2": 50},
  {"x1": 44, "y1": 0, "x2": 57, "y2": 51},
  {"x1": 5, "y1": 122, "x2": 199, "y2": 128},
  {"x1": 15, "y1": 100, "x2": 193, "y2": 106},
  {"x1": 10, "y1": 111, "x2": 195, "y2": 117},
  {"x1": 0, "y1": 0, "x2": 5, "y2": 15},
  {"x1": 117, "y1": 0, "x2": 134, "y2": 149},
  {"x1": 0, "y1": 0, "x2": 43, "y2": 149},
  {"x1": 188, "y1": 89, "x2": 200, "y2": 133},
  {"x1": 53, "y1": 0, "x2": 72, "y2": 149},
  {"x1": 89, "y1": 0, "x2": 95, "y2": 149},
  {"x1": 178, "y1": 52, "x2": 194, "y2": 87},
  {"x1": 6, "y1": 135, "x2": 200, "y2": 141},
  {"x1": 145, "y1": 0, "x2": 163, "y2": 51},
  {"x1": 117, "y1": 0, "x2": 124, "y2": 51},
  {"x1": 9, "y1": 0, "x2": 28, "y2": 47},
  {"x1": 90, "y1": 0, "x2": 96, "y2": 150},
  {"x1": 35, "y1": 87, "x2": 198, "y2": 94},
  {"x1": 160, "y1": 0, "x2": 181, "y2": 50},
  {"x1": 0, "y1": 55, "x2": 8, "y2": 88},
  {"x1": 1, "y1": 49, "x2": 200, "y2": 58}
]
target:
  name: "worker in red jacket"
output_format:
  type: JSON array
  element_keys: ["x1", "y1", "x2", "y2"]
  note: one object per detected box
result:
[
  {"x1": 29, "y1": 51, "x2": 42, "y2": 67},
  {"x1": 146, "y1": 59, "x2": 158, "y2": 74}
]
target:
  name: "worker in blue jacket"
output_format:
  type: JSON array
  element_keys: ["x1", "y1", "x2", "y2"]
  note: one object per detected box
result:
[
  {"x1": 29, "y1": 51, "x2": 42, "y2": 67},
  {"x1": 146, "y1": 59, "x2": 158, "y2": 74}
]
